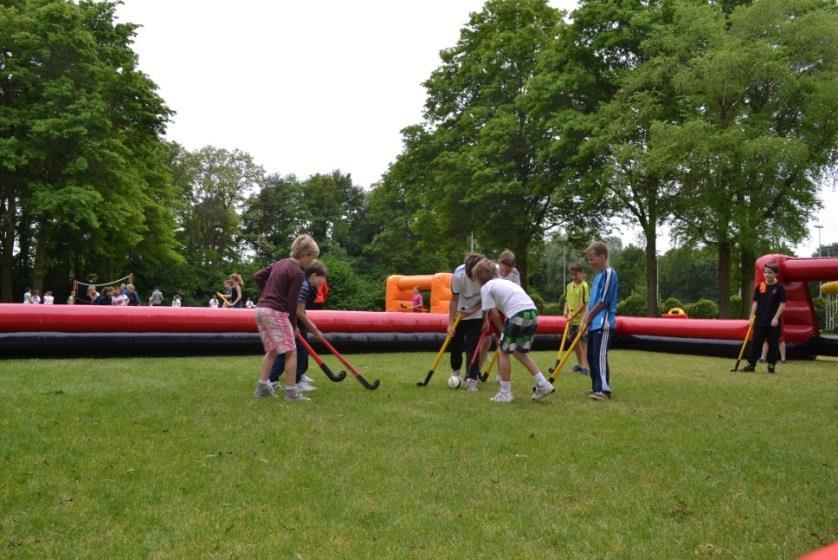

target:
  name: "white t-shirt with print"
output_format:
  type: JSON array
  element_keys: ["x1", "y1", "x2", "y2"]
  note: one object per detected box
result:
[
  {"x1": 451, "y1": 264, "x2": 483, "y2": 320},
  {"x1": 480, "y1": 278, "x2": 535, "y2": 318}
]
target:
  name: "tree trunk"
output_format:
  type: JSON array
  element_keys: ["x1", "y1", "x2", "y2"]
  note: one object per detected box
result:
[
  {"x1": 31, "y1": 222, "x2": 49, "y2": 294},
  {"x1": 517, "y1": 246, "x2": 528, "y2": 291},
  {"x1": 0, "y1": 190, "x2": 15, "y2": 302},
  {"x1": 645, "y1": 234, "x2": 658, "y2": 316},
  {"x1": 717, "y1": 240, "x2": 732, "y2": 318},
  {"x1": 740, "y1": 247, "x2": 755, "y2": 318}
]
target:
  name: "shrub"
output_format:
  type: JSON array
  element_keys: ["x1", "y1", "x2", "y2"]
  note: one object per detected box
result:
[
  {"x1": 684, "y1": 298, "x2": 720, "y2": 319},
  {"x1": 812, "y1": 297, "x2": 827, "y2": 330},
  {"x1": 729, "y1": 295, "x2": 745, "y2": 319},
  {"x1": 543, "y1": 303, "x2": 562, "y2": 316},
  {"x1": 530, "y1": 292, "x2": 546, "y2": 314},
  {"x1": 617, "y1": 293, "x2": 646, "y2": 317},
  {"x1": 662, "y1": 297, "x2": 683, "y2": 313}
]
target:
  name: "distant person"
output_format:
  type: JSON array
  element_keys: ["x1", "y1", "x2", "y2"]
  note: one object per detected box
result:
[
  {"x1": 171, "y1": 293, "x2": 182, "y2": 307},
  {"x1": 581, "y1": 241, "x2": 619, "y2": 401},
  {"x1": 742, "y1": 263, "x2": 786, "y2": 373},
  {"x1": 269, "y1": 260, "x2": 329, "y2": 393},
  {"x1": 86, "y1": 285, "x2": 99, "y2": 304},
  {"x1": 226, "y1": 273, "x2": 245, "y2": 308},
  {"x1": 564, "y1": 262, "x2": 590, "y2": 376},
  {"x1": 252, "y1": 234, "x2": 320, "y2": 401},
  {"x1": 448, "y1": 252, "x2": 485, "y2": 392},
  {"x1": 125, "y1": 284, "x2": 141, "y2": 306},
  {"x1": 209, "y1": 295, "x2": 219, "y2": 309},
  {"x1": 245, "y1": 298, "x2": 256, "y2": 309},
  {"x1": 411, "y1": 286, "x2": 424, "y2": 312},
  {"x1": 311, "y1": 278, "x2": 329, "y2": 310},
  {"x1": 29, "y1": 289, "x2": 41, "y2": 304},
  {"x1": 472, "y1": 258, "x2": 554, "y2": 403},
  {"x1": 149, "y1": 287, "x2": 163, "y2": 307},
  {"x1": 93, "y1": 287, "x2": 113, "y2": 305},
  {"x1": 112, "y1": 288, "x2": 128, "y2": 306},
  {"x1": 496, "y1": 249, "x2": 521, "y2": 286},
  {"x1": 23, "y1": 288, "x2": 31, "y2": 304},
  {"x1": 43, "y1": 291, "x2": 54, "y2": 305}
]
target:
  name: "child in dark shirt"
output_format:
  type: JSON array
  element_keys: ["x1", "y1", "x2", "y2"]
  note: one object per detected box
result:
[
  {"x1": 252, "y1": 234, "x2": 320, "y2": 400},
  {"x1": 742, "y1": 263, "x2": 786, "y2": 374}
]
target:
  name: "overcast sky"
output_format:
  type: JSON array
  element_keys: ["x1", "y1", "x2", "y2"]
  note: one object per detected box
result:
[{"x1": 116, "y1": 0, "x2": 836, "y2": 258}]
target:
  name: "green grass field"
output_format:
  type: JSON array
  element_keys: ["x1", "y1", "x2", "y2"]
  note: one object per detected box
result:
[{"x1": 1, "y1": 349, "x2": 836, "y2": 559}]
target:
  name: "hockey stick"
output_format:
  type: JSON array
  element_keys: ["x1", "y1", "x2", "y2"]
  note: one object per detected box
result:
[
  {"x1": 731, "y1": 318, "x2": 754, "y2": 372},
  {"x1": 417, "y1": 311, "x2": 463, "y2": 387},
  {"x1": 548, "y1": 324, "x2": 587, "y2": 384},
  {"x1": 294, "y1": 332, "x2": 346, "y2": 382},
  {"x1": 548, "y1": 307, "x2": 584, "y2": 374},
  {"x1": 319, "y1": 337, "x2": 381, "y2": 390},
  {"x1": 483, "y1": 348, "x2": 499, "y2": 380}
]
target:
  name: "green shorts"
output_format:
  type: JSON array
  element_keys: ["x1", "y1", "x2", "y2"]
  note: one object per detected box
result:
[{"x1": 500, "y1": 309, "x2": 538, "y2": 353}]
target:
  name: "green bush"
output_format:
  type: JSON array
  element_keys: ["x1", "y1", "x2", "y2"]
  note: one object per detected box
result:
[
  {"x1": 530, "y1": 292, "x2": 546, "y2": 314},
  {"x1": 320, "y1": 256, "x2": 384, "y2": 311},
  {"x1": 729, "y1": 295, "x2": 744, "y2": 318},
  {"x1": 812, "y1": 297, "x2": 827, "y2": 330},
  {"x1": 684, "y1": 298, "x2": 720, "y2": 319},
  {"x1": 662, "y1": 297, "x2": 683, "y2": 312},
  {"x1": 617, "y1": 293, "x2": 646, "y2": 317},
  {"x1": 543, "y1": 303, "x2": 562, "y2": 316}
]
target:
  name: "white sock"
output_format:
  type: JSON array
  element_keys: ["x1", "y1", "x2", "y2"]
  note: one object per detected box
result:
[
  {"x1": 259, "y1": 379, "x2": 270, "y2": 385},
  {"x1": 500, "y1": 380, "x2": 512, "y2": 393},
  {"x1": 534, "y1": 372, "x2": 548, "y2": 387}
]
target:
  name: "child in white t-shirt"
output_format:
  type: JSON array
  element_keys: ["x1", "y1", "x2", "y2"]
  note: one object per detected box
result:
[{"x1": 472, "y1": 258, "x2": 554, "y2": 403}]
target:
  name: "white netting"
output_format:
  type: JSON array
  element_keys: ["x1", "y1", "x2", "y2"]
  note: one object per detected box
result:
[{"x1": 73, "y1": 275, "x2": 132, "y2": 304}]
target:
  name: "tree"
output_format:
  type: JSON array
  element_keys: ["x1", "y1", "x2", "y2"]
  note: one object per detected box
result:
[
  {"x1": 241, "y1": 173, "x2": 303, "y2": 262},
  {"x1": 0, "y1": 0, "x2": 178, "y2": 300}
]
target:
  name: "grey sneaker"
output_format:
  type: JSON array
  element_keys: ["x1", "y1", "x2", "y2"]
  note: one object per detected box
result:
[
  {"x1": 571, "y1": 365, "x2": 582, "y2": 373},
  {"x1": 466, "y1": 378, "x2": 478, "y2": 392},
  {"x1": 269, "y1": 381, "x2": 282, "y2": 392},
  {"x1": 490, "y1": 391, "x2": 514, "y2": 403},
  {"x1": 300, "y1": 374, "x2": 315, "y2": 384},
  {"x1": 254, "y1": 382, "x2": 277, "y2": 398},
  {"x1": 589, "y1": 391, "x2": 610, "y2": 401},
  {"x1": 532, "y1": 382, "x2": 556, "y2": 401},
  {"x1": 578, "y1": 368, "x2": 589, "y2": 376},
  {"x1": 284, "y1": 387, "x2": 311, "y2": 401}
]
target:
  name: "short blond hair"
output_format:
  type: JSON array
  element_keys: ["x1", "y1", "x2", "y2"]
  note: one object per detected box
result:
[
  {"x1": 290, "y1": 234, "x2": 320, "y2": 260},
  {"x1": 585, "y1": 241, "x2": 609, "y2": 258},
  {"x1": 498, "y1": 249, "x2": 516, "y2": 267},
  {"x1": 472, "y1": 258, "x2": 499, "y2": 285}
]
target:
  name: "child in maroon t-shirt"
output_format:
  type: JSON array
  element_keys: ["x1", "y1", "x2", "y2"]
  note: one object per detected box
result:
[{"x1": 252, "y1": 234, "x2": 320, "y2": 400}]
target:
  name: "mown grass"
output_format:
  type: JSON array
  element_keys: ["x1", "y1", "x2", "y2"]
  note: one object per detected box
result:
[{"x1": 0, "y1": 350, "x2": 836, "y2": 559}]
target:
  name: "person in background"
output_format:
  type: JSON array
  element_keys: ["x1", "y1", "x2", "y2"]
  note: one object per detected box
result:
[
  {"x1": 497, "y1": 249, "x2": 521, "y2": 286},
  {"x1": 411, "y1": 286, "x2": 424, "y2": 312},
  {"x1": 23, "y1": 288, "x2": 31, "y2": 304},
  {"x1": 149, "y1": 287, "x2": 163, "y2": 306},
  {"x1": 227, "y1": 273, "x2": 245, "y2": 308},
  {"x1": 126, "y1": 284, "x2": 141, "y2": 306},
  {"x1": 112, "y1": 288, "x2": 128, "y2": 306},
  {"x1": 94, "y1": 287, "x2": 113, "y2": 305},
  {"x1": 209, "y1": 295, "x2": 219, "y2": 309},
  {"x1": 742, "y1": 263, "x2": 786, "y2": 374},
  {"x1": 43, "y1": 291, "x2": 54, "y2": 305},
  {"x1": 564, "y1": 262, "x2": 590, "y2": 376},
  {"x1": 171, "y1": 293, "x2": 182, "y2": 307},
  {"x1": 29, "y1": 289, "x2": 41, "y2": 304},
  {"x1": 245, "y1": 298, "x2": 256, "y2": 308},
  {"x1": 86, "y1": 285, "x2": 99, "y2": 304}
]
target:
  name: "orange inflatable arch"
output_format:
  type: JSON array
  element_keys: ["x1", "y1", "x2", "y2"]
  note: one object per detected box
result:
[{"x1": 385, "y1": 273, "x2": 452, "y2": 314}]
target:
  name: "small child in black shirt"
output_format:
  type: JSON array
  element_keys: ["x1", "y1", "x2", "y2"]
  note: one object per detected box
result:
[{"x1": 743, "y1": 263, "x2": 786, "y2": 373}]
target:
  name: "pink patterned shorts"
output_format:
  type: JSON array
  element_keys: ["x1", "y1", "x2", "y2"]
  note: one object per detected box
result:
[{"x1": 254, "y1": 307, "x2": 295, "y2": 354}]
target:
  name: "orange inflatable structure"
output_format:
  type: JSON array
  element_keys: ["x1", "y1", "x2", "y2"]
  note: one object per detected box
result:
[{"x1": 385, "y1": 273, "x2": 452, "y2": 314}]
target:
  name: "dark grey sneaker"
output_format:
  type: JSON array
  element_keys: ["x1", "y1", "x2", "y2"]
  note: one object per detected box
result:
[
  {"x1": 254, "y1": 382, "x2": 277, "y2": 398},
  {"x1": 767, "y1": 364, "x2": 776, "y2": 374}
]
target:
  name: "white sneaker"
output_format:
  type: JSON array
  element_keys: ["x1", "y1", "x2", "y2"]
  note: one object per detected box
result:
[
  {"x1": 284, "y1": 387, "x2": 311, "y2": 401},
  {"x1": 490, "y1": 391, "x2": 514, "y2": 403},
  {"x1": 269, "y1": 381, "x2": 282, "y2": 392},
  {"x1": 300, "y1": 374, "x2": 315, "y2": 384},
  {"x1": 466, "y1": 378, "x2": 478, "y2": 392},
  {"x1": 532, "y1": 382, "x2": 556, "y2": 401},
  {"x1": 296, "y1": 381, "x2": 317, "y2": 393}
]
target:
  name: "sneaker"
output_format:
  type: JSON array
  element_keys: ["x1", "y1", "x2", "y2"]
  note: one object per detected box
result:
[
  {"x1": 767, "y1": 365, "x2": 775, "y2": 374},
  {"x1": 300, "y1": 374, "x2": 315, "y2": 384},
  {"x1": 532, "y1": 382, "x2": 556, "y2": 401},
  {"x1": 780, "y1": 359, "x2": 787, "y2": 364},
  {"x1": 466, "y1": 378, "x2": 478, "y2": 392},
  {"x1": 578, "y1": 368, "x2": 589, "y2": 376},
  {"x1": 284, "y1": 387, "x2": 311, "y2": 401},
  {"x1": 269, "y1": 381, "x2": 282, "y2": 392},
  {"x1": 741, "y1": 364, "x2": 755, "y2": 372},
  {"x1": 296, "y1": 381, "x2": 317, "y2": 393},
  {"x1": 758, "y1": 357, "x2": 767, "y2": 363},
  {"x1": 254, "y1": 382, "x2": 277, "y2": 398},
  {"x1": 571, "y1": 365, "x2": 582, "y2": 373},
  {"x1": 490, "y1": 391, "x2": 514, "y2": 403},
  {"x1": 589, "y1": 391, "x2": 607, "y2": 401}
]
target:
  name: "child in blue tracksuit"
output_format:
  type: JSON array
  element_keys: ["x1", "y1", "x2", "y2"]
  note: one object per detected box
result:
[{"x1": 581, "y1": 241, "x2": 618, "y2": 401}]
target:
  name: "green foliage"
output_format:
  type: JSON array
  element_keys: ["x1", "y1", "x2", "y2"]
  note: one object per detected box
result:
[
  {"x1": 729, "y1": 295, "x2": 746, "y2": 319},
  {"x1": 543, "y1": 302, "x2": 562, "y2": 316},
  {"x1": 320, "y1": 255, "x2": 384, "y2": 311},
  {"x1": 617, "y1": 293, "x2": 647, "y2": 317},
  {"x1": 684, "y1": 298, "x2": 720, "y2": 319},
  {"x1": 529, "y1": 291, "x2": 546, "y2": 314},
  {"x1": 812, "y1": 296, "x2": 827, "y2": 330},
  {"x1": 610, "y1": 245, "x2": 646, "y2": 302},
  {"x1": 662, "y1": 297, "x2": 683, "y2": 312}
]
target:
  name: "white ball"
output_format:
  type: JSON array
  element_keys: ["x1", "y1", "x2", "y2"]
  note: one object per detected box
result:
[{"x1": 448, "y1": 375, "x2": 463, "y2": 389}]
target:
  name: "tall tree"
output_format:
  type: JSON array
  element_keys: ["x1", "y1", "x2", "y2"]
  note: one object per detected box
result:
[{"x1": 0, "y1": 0, "x2": 178, "y2": 300}]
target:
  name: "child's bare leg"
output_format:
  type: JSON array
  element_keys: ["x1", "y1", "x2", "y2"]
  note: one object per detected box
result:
[
  {"x1": 284, "y1": 350, "x2": 297, "y2": 387},
  {"x1": 260, "y1": 350, "x2": 278, "y2": 381},
  {"x1": 513, "y1": 351, "x2": 541, "y2": 376},
  {"x1": 497, "y1": 351, "x2": 512, "y2": 381},
  {"x1": 577, "y1": 340, "x2": 589, "y2": 369}
]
